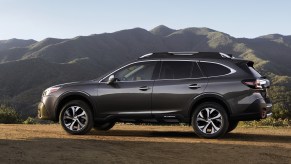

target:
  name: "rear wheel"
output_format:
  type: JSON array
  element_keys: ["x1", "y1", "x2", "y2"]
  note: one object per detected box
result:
[
  {"x1": 59, "y1": 100, "x2": 93, "y2": 135},
  {"x1": 192, "y1": 102, "x2": 229, "y2": 139},
  {"x1": 227, "y1": 120, "x2": 239, "y2": 133},
  {"x1": 94, "y1": 122, "x2": 115, "y2": 131}
]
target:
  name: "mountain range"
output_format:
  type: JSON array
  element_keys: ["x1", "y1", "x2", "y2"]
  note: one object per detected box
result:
[{"x1": 0, "y1": 25, "x2": 290, "y2": 118}]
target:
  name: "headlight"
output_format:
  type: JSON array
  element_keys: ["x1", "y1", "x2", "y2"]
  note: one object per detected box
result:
[{"x1": 43, "y1": 86, "x2": 61, "y2": 96}]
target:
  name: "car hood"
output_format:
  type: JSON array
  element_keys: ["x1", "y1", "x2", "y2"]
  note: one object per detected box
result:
[{"x1": 53, "y1": 80, "x2": 97, "y2": 88}]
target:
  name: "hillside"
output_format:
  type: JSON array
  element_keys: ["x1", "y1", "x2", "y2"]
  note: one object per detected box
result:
[
  {"x1": 0, "y1": 38, "x2": 36, "y2": 51},
  {"x1": 0, "y1": 25, "x2": 290, "y2": 118}
]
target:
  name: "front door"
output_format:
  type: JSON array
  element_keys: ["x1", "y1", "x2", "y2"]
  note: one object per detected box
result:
[{"x1": 97, "y1": 61, "x2": 158, "y2": 118}]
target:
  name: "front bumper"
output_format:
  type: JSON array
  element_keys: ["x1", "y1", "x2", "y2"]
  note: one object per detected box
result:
[
  {"x1": 38, "y1": 95, "x2": 58, "y2": 120},
  {"x1": 38, "y1": 102, "x2": 50, "y2": 119}
]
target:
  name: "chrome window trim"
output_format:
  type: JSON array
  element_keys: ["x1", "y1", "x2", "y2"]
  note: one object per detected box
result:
[
  {"x1": 98, "y1": 59, "x2": 199, "y2": 83},
  {"x1": 98, "y1": 59, "x2": 236, "y2": 83}
]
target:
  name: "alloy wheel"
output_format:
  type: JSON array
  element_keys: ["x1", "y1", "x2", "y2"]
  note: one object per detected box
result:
[
  {"x1": 63, "y1": 106, "x2": 88, "y2": 131},
  {"x1": 196, "y1": 107, "x2": 223, "y2": 134}
]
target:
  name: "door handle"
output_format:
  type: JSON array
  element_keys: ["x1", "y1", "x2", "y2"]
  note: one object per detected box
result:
[
  {"x1": 139, "y1": 86, "x2": 150, "y2": 91},
  {"x1": 188, "y1": 84, "x2": 201, "y2": 89}
]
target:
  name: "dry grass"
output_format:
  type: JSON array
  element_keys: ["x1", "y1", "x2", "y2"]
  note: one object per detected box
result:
[{"x1": 0, "y1": 124, "x2": 291, "y2": 164}]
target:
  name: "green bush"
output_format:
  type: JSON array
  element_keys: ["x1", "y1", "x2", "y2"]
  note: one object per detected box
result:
[
  {"x1": 23, "y1": 117, "x2": 38, "y2": 124},
  {"x1": 272, "y1": 102, "x2": 291, "y2": 119},
  {"x1": 0, "y1": 105, "x2": 21, "y2": 124},
  {"x1": 242, "y1": 117, "x2": 291, "y2": 127},
  {"x1": 268, "y1": 86, "x2": 291, "y2": 119},
  {"x1": 22, "y1": 117, "x2": 54, "y2": 124}
]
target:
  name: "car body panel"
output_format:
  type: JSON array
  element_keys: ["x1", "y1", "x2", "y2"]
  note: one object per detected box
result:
[
  {"x1": 151, "y1": 78, "x2": 208, "y2": 119},
  {"x1": 96, "y1": 81, "x2": 154, "y2": 117}
]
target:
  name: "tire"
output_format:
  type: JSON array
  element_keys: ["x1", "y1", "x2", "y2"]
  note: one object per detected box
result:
[
  {"x1": 192, "y1": 102, "x2": 229, "y2": 139},
  {"x1": 59, "y1": 100, "x2": 93, "y2": 135},
  {"x1": 227, "y1": 120, "x2": 239, "y2": 133},
  {"x1": 94, "y1": 122, "x2": 115, "y2": 131}
]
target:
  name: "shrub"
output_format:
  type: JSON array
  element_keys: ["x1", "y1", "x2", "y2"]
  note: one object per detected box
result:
[
  {"x1": 0, "y1": 105, "x2": 21, "y2": 124},
  {"x1": 23, "y1": 117, "x2": 38, "y2": 124},
  {"x1": 22, "y1": 117, "x2": 54, "y2": 124},
  {"x1": 242, "y1": 117, "x2": 291, "y2": 127},
  {"x1": 271, "y1": 102, "x2": 291, "y2": 119}
]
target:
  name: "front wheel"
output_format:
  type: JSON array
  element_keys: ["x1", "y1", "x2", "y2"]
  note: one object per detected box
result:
[
  {"x1": 192, "y1": 102, "x2": 229, "y2": 139},
  {"x1": 59, "y1": 100, "x2": 93, "y2": 135}
]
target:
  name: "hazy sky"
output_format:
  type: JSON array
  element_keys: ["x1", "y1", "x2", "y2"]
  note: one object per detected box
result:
[{"x1": 0, "y1": 0, "x2": 290, "y2": 40}]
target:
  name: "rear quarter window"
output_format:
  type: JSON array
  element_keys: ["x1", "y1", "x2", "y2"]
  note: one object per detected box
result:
[{"x1": 199, "y1": 62, "x2": 231, "y2": 77}]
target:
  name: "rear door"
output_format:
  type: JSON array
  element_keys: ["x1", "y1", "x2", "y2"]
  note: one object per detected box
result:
[{"x1": 151, "y1": 60, "x2": 208, "y2": 121}]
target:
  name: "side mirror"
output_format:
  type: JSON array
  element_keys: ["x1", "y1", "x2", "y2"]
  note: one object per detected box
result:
[{"x1": 107, "y1": 75, "x2": 116, "y2": 84}]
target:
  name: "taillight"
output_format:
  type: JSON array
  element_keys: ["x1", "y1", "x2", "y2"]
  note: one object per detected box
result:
[{"x1": 242, "y1": 79, "x2": 270, "y2": 89}]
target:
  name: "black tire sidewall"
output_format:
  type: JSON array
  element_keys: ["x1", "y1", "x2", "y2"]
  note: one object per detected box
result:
[
  {"x1": 59, "y1": 100, "x2": 93, "y2": 135},
  {"x1": 227, "y1": 120, "x2": 239, "y2": 133},
  {"x1": 192, "y1": 102, "x2": 229, "y2": 139},
  {"x1": 94, "y1": 122, "x2": 115, "y2": 131}
]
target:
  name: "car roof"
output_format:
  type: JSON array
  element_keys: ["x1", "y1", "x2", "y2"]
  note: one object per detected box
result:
[{"x1": 138, "y1": 52, "x2": 234, "y2": 60}]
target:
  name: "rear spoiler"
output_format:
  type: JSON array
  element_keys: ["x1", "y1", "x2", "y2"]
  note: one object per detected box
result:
[{"x1": 233, "y1": 59, "x2": 254, "y2": 67}]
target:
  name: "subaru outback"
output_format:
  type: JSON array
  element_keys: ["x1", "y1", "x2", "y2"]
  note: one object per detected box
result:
[{"x1": 38, "y1": 52, "x2": 272, "y2": 138}]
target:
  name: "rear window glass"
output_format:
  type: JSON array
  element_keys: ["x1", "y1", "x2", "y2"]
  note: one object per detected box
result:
[
  {"x1": 160, "y1": 61, "x2": 193, "y2": 79},
  {"x1": 192, "y1": 62, "x2": 204, "y2": 78},
  {"x1": 159, "y1": 61, "x2": 203, "y2": 79},
  {"x1": 199, "y1": 62, "x2": 231, "y2": 76}
]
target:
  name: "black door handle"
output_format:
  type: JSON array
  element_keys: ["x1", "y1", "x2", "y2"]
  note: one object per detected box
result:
[
  {"x1": 139, "y1": 86, "x2": 150, "y2": 91},
  {"x1": 189, "y1": 84, "x2": 201, "y2": 89}
]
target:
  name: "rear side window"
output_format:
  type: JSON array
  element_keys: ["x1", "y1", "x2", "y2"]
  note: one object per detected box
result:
[
  {"x1": 199, "y1": 62, "x2": 231, "y2": 77},
  {"x1": 159, "y1": 61, "x2": 202, "y2": 79}
]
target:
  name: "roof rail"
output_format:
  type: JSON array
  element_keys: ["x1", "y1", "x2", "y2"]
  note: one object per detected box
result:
[
  {"x1": 138, "y1": 52, "x2": 234, "y2": 59},
  {"x1": 139, "y1": 53, "x2": 153, "y2": 59},
  {"x1": 219, "y1": 52, "x2": 233, "y2": 59}
]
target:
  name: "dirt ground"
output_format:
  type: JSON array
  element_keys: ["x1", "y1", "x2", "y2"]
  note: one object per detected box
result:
[{"x1": 0, "y1": 124, "x2": 290, "y2": 164}]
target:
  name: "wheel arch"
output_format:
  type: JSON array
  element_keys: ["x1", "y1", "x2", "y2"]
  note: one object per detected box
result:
[
  {"x1": 188, "y1": 93, "x2": 231, "y2": 124},
  {"x1": 55, "y1": 91, "x2": 95, "y2": 122}
]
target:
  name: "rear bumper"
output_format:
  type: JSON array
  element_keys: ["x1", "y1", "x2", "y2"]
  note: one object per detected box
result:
[
  {"x1": 231, "y1": 98, "x2": 272, "y2": 121},
  {"x1": 266, "y1": 103, "x2": 272, "y2": 117}
]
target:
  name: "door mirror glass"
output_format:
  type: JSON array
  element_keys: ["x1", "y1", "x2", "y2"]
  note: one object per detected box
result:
[{"x1": 107, "y1": 75, "x2": 116, "y2": 84}]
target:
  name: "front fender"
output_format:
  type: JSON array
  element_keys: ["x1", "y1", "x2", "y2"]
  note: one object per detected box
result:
[{"x1": 54, "y1": 91, "x2": 96, "y2": 120}]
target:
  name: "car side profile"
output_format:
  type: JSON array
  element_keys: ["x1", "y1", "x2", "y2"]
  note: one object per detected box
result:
[{"x1": 38, "y1": 52, "x2": 272, "y2": 138}]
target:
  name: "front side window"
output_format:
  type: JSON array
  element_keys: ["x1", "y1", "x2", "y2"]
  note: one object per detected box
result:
[
  {"x1": 159, "y1": 61, "x2": 195, "y2": 79},
  {"x1": 111, "y1": 61, "x2": 157, "y2": 82}
]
